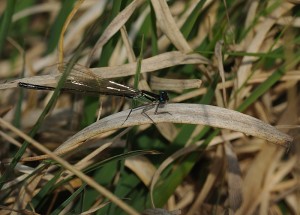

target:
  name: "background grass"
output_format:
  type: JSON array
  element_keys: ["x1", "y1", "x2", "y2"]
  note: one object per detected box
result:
[{"x1": 0, "y1": 0, "x2": 299, "y2": 214}]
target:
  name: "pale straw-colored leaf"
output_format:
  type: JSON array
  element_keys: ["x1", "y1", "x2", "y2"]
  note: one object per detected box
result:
[
  {"x1": 214, "y1": 40, "x2": 227, "y2": 107},
  {"x1": 224, "y1": 142, "x2": 243, "y2": 212},
  {"x1": 232, "y1": 2, "x2": 294, "y2": 106},
  {"x1": 155, "y1": 123, "x2": 178, "y2": 142},
  {"x1": 171, "y1": 70, "x2": 300, "y2": 102},
  {"x1": 0, "y1": 118, "x2": 140, "y2": 215},
  {"x1": 277, "y1": 16, "x2": 300, "y2": 27},
  {"x1": 186, "y1": 146, "x2": 223, "y2": 215},
  {"x1": 12, "y1": 2, "x2": 60, "y2": 22},
  {"x1": 90, "y1": 51, "x2": 210, "y2": 78},
  {"x1": 151, "y1": 76, "x2": 202, "y2": 91},
  {"x1": 86, "y1": 0, "x2": 145, "y2": 66},
  {"x1": 120, "y1": 26, "x2": 136, "y2": 63},
  {"x1": 11, "y1": 171, "x2": 43, "y2": 214},
  {"x1": 125, "y1": 156, "x2": 157, "y2": 187},
  {"x1": 0, "y1": 51, "x2": 209, "y2": 90},
  {"x1": 236, "y1": 144, "x2": 280, "y2": 215},
  {"x1": 63, "y1": 0, "x2": 107, "y2": 51},
  {"x1": 80, "y1": 201, "x2": 111, "y2": 215},
  {"x1": 19, "y1": 103, "x2": 292, "y2": 161},
  {"x1": 58, "y1": 0, "x2": 86, "y2": 64},
  {"x1": 112, "y1": 6, "x2": 150, "y2": 65},
  {"x1": 285, "y1": 193, "x2": 299, "y2": 214},
  {"x1": 142, "y1": 208, "x2": 181, "y2": 215},
  {"x1": 150, "y1": 0, "x2": 192, "y2": 53}
]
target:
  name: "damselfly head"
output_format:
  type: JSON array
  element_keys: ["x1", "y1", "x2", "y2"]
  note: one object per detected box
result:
[{"x1": 159, "y1": 91, "x2": 169, "y2": 103}]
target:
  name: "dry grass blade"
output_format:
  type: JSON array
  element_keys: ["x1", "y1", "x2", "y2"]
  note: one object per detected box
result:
[
  {"x1": 186, "y1": 146, "x2": 223, "y2": 215},
  {"x1": 80, "y1": 201, "x2": 111, "y2": 215},
  {"x1": 0, "y1": 51, "x2": 209, "y2": 90},
  {"x1": 11, "y1": 173, "x2": 43, "y2": 213},
  {"x1": 86, "y1": 0, "x2": 144, "y2": 66},
  {"x1": 233, "y1": 2, "x2": 294, "y2": 105},
  {"x1": 224, "y1": 142, "x2": 243, "y2": 212},
  {"x1": 125, "y1": 156, "x2": 157, "y2": 187},
  {"x1": 151, "y1": 76, "x2": 202, "y2": 91},
  {"x1": 0, "y1": 117, "x2": 140, "y2": 215},
  {"x1": 20, "y1": 103, "x2": 293, "y2": 162},
  {"x1": 0, "y1": 74, "x2": 57, "y2": 90},
  {"x1": 236, "y1": 144, "x2": 280, "y2": 215},
  {"x1": 58, "y1": 0, "x2": 86, "y2": 64},
  {"x1": 63, "y1": 1, "x2": 107, "y2": 51},
  {"x1": 0, "y1": 205, "x2": 40, "y2": 215},
  {"x1": 214, "y1": 40, "x2": 227, "y2": 107},
  {"x1": 120, "y1": 26, "x2": 136, "y2": 63},
  {"x1": 90, "y1": 51, "x2": 210, "y2": 78},
  {"x1": 150, "y1": 0, "x2": 192, "y2": 53},
  {"x1": 142, "y1": 208, "x2": 181, "y2": 215},
  {"x1": 0, "y1": 1, "x2": 298, "y2": 213}
]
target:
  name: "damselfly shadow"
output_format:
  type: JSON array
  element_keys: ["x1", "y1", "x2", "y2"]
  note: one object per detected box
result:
[{"x1": 18, "y1": 63, "x2": 170, "y2": 123}]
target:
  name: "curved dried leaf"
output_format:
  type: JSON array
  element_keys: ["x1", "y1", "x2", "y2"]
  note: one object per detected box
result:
[{"x1": 21, "y1": 103, "x2": 293, "y2": 161}]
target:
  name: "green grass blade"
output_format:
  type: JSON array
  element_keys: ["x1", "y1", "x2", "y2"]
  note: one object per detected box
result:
[
  {"x1": 237, "y1": 67, "x2": 286, "y2": 112},
  {"x1": 50, "y1": 183, "x2": 87, "y2": 215},
  {"x1": 181, "y1": 0, "x2": 206, "y2": 38},
  {"x1": 45, "y1": 0, "x2": 76, "y2": 54},
  {"x1": 0, "y1": 0, "x2": 17, "y2": 56},
  {"x1": 149, "y1": 2, "x2": 158, "y2": 55},
  {"x1": 0, "y1": 37, "x2": 84, "y2": 190},
  {"x1": 31, "y1": 169, "x2": 63, "y2": 209},
  {"x1": 133, "y1": 34, "x2": 144, "y2": 89},
  {"x1": 13, "y1": 50, "x2": 26, "y2": 128}
]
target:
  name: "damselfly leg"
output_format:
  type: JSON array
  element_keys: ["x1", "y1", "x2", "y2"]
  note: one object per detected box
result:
[{"x1": 128, "y1": 91, "x2": 170, "y2": 124}]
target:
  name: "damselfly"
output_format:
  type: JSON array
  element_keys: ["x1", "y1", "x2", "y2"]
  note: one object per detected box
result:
[{"x1": 18, "y1": 64, "x2": 169, "y2": 120}]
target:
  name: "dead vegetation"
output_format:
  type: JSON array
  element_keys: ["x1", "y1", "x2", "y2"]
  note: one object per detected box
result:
[{"x1": 0, "y1": 0, "x2": 299, "y2": 214}]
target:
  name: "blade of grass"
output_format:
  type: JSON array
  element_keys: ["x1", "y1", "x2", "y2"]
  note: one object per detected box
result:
[
  {"x1": 151, "y1": 64, "x2": 292, "y2": 206},
  {"x1": 45, "y1": 0, "x2": 76, "y2": 54},
  {"x1": 53, "y1": 150, "x2": 159, "y2": 190},
  {"x1": 0, "y1": 118, "x2": 140, "y2": 215},
  {"x1": 107, "y1": 171, "x2": 142, "y2": 214},
  {"x1": 0, "y1": 38, "x2": 84, "y2": 190},
  {"x1": 53, "y1": 150, "x2": 158, "y2": 213},
  {"x1": 149, "y1": 65, "x2": 292, "y2": 207},
  {"x1": 12, "y1": 0, "x2": 35, "y2": 35},
  {"x1": 50, "y1": 183, "x2": 87, "y2": 215},
  {"x1": 148, "y1": 76, "x2": 219, "y2": 207},
  {"x1": 11, "y1": 39, "x2": 25, "y2": 128},
  {"x1": 82, "y1": 0, "x2": 124, "y2": 127},
  {"x1": 237, "y1": 67, "x2": 286, "y2": 112},
  {"x1": 181, "y1": 0, "x2": 206, "y2": 38},
  {"x1": 149, "y1": 1, "x2": 158, "y2": 55},
  {"x1": 239, "y1": 1, "x2": 281, "y2": 41},
  {"x1": 31, "y1": 169, "x2": 63, "y2": 209},
  {"x1": 84, "y1": 161, "x2": 119, "y2": 215},
  {"x1": 151, "y1": 62, "x2": 294, "y2": 206},
  {"x1": 58, "y1": 0, "x2": 86, "y2": 64},
  {"x1": 96, "y1": 0, "x2": 123, "y2": 67},
  {"x1": 0, "y1": 0, "x2": 17, "y2": 56},
  {"x1": 149, "y1": 129, "x2": 219, "y2": 208},
  {"x1": 133, "y1": 34, "x2": 144, "y2": 89}
]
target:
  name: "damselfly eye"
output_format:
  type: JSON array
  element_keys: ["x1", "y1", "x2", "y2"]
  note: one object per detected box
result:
[{"x1": 159, "y1": 91, "x2": 169, "y2": 103}]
